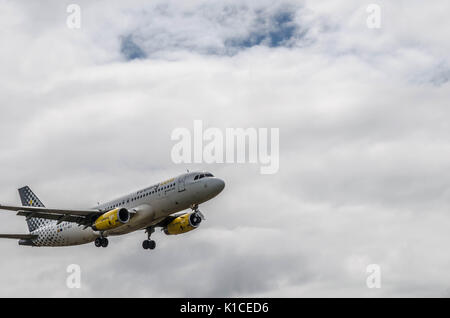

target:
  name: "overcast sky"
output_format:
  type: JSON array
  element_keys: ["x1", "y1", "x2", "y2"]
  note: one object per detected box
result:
[{"x1": 1, "y1": 0, "x2": 450, "y2": 297}]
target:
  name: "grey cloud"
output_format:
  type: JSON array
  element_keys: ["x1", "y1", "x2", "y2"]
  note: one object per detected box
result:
[{"x1": 429, "y1": 64, "x2": 450, "y2": 86}]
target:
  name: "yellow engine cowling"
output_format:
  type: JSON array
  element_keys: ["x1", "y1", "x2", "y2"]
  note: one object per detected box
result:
[
  {"x1": 164, "y1": 212, "x2": 202, "y2": 235},
  {"x1": 93, "y1": 208, "x2": 130, "y2": 231}
]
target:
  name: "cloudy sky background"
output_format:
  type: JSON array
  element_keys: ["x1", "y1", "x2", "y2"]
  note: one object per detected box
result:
[{"x1": 1, "y1": 0, "x2": 450, "y2": 297}]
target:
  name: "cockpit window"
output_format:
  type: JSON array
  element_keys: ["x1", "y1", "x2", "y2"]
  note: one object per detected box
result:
[{"x1": 194, "y1": 173, "x2": 214, "y2": 180}]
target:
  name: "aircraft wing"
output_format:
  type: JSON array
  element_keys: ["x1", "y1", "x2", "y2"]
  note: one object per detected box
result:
[
  {"x1": 0, "y1": 205, "x2": 99, "y2": 215},
  {"x1": 0, "y1": 234, "x2": 38, "y2": 240},
  {"x1": 0, "y1": 204, "x2": 103, "y2": 227}
]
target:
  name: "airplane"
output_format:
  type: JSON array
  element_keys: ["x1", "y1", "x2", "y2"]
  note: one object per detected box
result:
[{"x1": 0, "y1": 171, "x2": 225, "y2": 250}]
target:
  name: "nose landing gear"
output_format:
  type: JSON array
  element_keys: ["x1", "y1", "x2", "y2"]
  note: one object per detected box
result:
[
  {"x1": 143, "y1": 227, "x2": 156, "y2": 250},
  {"x1": 191, "y1": 204, "x2": 206, "y2": 221}
]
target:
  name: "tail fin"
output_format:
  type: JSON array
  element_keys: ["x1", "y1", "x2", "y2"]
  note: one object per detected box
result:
[{"x1": 18, "y1": 186, "x2": 52, "y2": 232}]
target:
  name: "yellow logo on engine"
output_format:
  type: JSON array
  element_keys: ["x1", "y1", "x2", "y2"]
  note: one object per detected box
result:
[{"x1": 165, "y1": 213, "x2": 197, "y2": 235}]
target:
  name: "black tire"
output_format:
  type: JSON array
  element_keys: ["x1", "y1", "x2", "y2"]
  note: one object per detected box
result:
[
  {"x1": 142, "y1": 240, "x2": 149, "y2": 250},
  {"x1": 95, "y1": 238, "x2": 102, "y2": 247},
  {"x1": 101, "y1": 238, "x2": 109, "y2": 248},
  {"x1": 149, "y1": 240, "x2": 156, "y2": 250}
]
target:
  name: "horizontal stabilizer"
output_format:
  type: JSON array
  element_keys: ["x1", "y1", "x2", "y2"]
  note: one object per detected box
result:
[{"x1": 0, "y1": 234, "x2": 38, "y2": 240}]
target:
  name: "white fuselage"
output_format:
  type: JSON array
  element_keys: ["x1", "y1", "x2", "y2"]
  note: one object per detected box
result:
[{"x1": 30, "y1": 172, "x2": 225, "y2": 247}]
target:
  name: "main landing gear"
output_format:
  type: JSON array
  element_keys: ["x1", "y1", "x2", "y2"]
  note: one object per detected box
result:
[
  {"x1": 143, "y1": 227, "x2": 156, "y2": 250},
  {"x1": 94, "y1": 237, "x2": 109, "y2": 248}
]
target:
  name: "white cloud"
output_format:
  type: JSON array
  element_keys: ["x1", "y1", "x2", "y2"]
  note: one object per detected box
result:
[{"x1": 0, "y1": 0, "x2": 450, "y2": 297}]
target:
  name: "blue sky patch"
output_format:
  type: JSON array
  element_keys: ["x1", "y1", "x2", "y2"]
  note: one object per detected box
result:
[{"x1": 120, "y1": 35, "x2": 147, "y2": 60}]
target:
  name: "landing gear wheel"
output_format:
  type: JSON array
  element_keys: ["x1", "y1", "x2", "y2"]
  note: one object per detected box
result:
[
  {"x1": 142, "y1": 240, "x2": 156, "y2": 250},
  {"x1": 143, "y1": 227, "x2": 156, "y2": 251},
  {"x1": 95, "y1": 237, "x2": 108, "y2": 248}
]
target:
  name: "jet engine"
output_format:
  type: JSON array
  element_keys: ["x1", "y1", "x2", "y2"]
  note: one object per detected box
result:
[
  {"x1": 92, "y1": 208, "x2": 130, "y2": 231},
  {"x1": 164, "y1": 212, "x2": 202, "y2": 235}
]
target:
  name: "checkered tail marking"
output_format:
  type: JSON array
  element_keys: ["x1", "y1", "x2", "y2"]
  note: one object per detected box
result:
[{"x1": 18, "y1": 186, "x2": 52, "y2": 232}]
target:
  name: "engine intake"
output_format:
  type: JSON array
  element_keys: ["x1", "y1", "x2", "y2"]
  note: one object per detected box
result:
[
  {"x1": 164, "y1": 212, "x2": 202, "y2": 235},
  {"x1": 93, "y1": 208, "x2": 130, "y2": 231}
]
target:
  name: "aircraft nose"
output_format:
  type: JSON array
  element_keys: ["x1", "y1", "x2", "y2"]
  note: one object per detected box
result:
[{"x1": 213, "y1": 178, "x2": 225, "y2": 194}]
